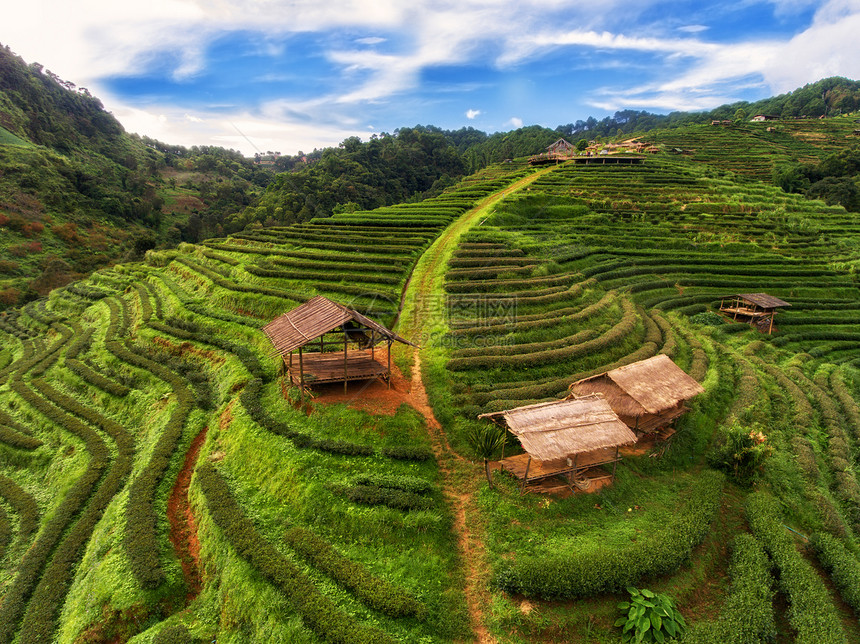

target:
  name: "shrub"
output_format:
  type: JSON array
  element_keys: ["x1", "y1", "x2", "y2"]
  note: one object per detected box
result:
[
  {"x1": 197, "y1": 462, "x2": 397, "y2": 644},
  {"x1": 811, "y1": 532, "x2": 860, "y2": 616},
  {"x1": 350, "y1": 474, "x2": 434, "y2": 494},
  {"x1": 494, "y1": 470, "x2": 725, "y2": 598},
  {"x1": 336, "y1": 484, "x2": 435, "y2": 512},
  {"x1": 241, "y1": 379, "x2": 374, "y2": 457},
  {"x1": 685, "y1": 533, "x2": 778, "y2": 643},
  {"x1": 615, "y1": 587, "x2": 686, "y2": 643},
  {"x1": 745, "y1": 492, "x2": 846, "y2": 643},
  {"x1": 380, "y1": 445, "x2": 435, "y2": 461},
  {"x1": 283, "y1": 525, "x2": 426, "y2": 618},
  {"x1": 707, "y1": 420, "x2": 773, "y2": 486}
]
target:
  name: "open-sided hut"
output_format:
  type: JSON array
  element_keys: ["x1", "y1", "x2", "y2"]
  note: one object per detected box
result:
[
  {"x1": 479, "y1": 395, "x2": 637, "y2": 493},
  {"x1": 567, "y1": 354, "x2": 704, "y2": 435},
  {"x1": 719, "y1": 292, "x2": 790, "y2": 334},
  {"x1": 262, "y1": 295, "x2": 416, "y2": 393}
]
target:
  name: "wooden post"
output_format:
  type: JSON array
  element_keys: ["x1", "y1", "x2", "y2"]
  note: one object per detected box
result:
[
  {"x1": 521, "y1": 456, "x2": 532, "y2": 495},
  {"x1": 387, "y1": 339, "x2": 392, "y2": 389},
  {"x1": 768, "y1": 313, "x2": 775, "y2": 335},
  {"x1": 343, "y1": 328, "x2": 348, "y2": 394},
  {"x1": 370, "y1": 329, "x2": 375, "y2": 360},
  {"x1": 298, "y1": 346, "x2": 305, "y2": 401},
  {"x1": 612, "y1": 446, "x2": 619, "y2": 481},
  {"x1": 320, "y1": 334, "x2": 324, "y2": 353}
]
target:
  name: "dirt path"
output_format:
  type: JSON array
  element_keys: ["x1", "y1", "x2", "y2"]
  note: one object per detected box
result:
[
  {"x1": 393, "y1": 168, "x2": 553, "y2": 644},
  {"x1": 167, "y1": 425, "x2": 208, "y2": 603}
]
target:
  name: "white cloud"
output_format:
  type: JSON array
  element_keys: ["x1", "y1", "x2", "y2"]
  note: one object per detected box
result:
[
  {"x1": 677, "y1": 24, "x2": 709, "y2": 33},
  {"x1": 4, "y1": 0, "x2": 859, "y2": 154},
  {"x1": 465, "y1": 109, "x2": 481, "y2": 119},
  {"x1": 508, "y1": 117, "x2": 523, "y2": 128}
]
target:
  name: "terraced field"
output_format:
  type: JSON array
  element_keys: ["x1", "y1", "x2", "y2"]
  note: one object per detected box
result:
[
  {"x1": 0, "y1": 162, "x2": 536, "y2": 644},
  {"x1": 3, "y1": 119, "x2": 860, "y2": 643}
]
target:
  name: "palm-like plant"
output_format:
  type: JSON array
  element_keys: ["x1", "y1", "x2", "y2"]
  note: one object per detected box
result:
[{"x1": 467, "y1": 423, "x2": 506, "y2": 489}]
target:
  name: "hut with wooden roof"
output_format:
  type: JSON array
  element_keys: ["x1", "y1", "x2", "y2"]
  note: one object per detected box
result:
[
  {"x1": 262, "y1": 295, "x2": 416, "y2": 394},
  {"x1": 567, "y1": 355, "x2": 704, "y2": 436},
  {"x1": 479, "y1": 395, "x2": 637, "y2": 493},
  {"x1": 719, "y1": 292, "x2": 791, "y2": 334}
]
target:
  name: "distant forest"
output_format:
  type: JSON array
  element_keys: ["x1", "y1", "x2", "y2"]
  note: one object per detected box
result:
[{"x1": 1, "y1": 35, "x2": 859, "y2": 306}]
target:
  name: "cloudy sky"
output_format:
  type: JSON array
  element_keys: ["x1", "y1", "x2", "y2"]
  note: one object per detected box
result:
[{"x1": 5, "y1": 0, "x2": 860, "y2": 155}]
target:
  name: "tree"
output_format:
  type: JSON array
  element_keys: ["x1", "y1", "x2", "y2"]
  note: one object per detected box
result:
[
  {"x1": 734, "y1": 107, "x2": 747, "y2": 122},
  {"x1": 467, "y1": 423, "x2": 506, "y2": 489}
]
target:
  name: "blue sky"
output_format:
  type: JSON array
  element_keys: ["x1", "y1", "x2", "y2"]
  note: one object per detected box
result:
[{"x1": 5, "y1": 0, "x2": 860, "y2": 155}]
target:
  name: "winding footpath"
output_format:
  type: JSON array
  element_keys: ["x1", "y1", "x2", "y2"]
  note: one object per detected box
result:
[{"x1": 396, "y1": 167, "x2": 554, "y2": 643}]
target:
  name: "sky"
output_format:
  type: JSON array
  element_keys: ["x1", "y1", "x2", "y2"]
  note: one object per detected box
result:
[{"x1": 4, "y1": 0, "x2": 860, "y2": 156}]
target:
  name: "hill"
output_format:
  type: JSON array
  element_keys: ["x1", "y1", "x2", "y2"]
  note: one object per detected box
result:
[
  {"x1": 3, "y1": 112, "x2": 860, "y2": 642},
  {"x1": 0, "y1": 44, "x2": 272, "y2": 308}
]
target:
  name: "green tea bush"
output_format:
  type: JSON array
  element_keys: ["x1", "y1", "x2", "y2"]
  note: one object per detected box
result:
[
  {"x1": 65, "y1": 358, "x2": 131, "y2": 397},
  {"x1": 197, "y1": 462, "x2": 397, "y2": 644},
  {"x1": 707, "y1": 421, "x2": 773, "y2": 486},
  {"x1": 0, "y1": 423, "x2": 43, "y2": 450},
  {"x1": 241, "y1": 379, "x2": 374, "y2": 456},
  {"x1": 685, "y1": 533, "x2": 777, "y2": 643},
  {"x1": 3, "y1": 374, "x2": 132, "y2": 644},
  {"x1": 380, "y1": 445, "x2": 435, "y2": 461},
  {"x1": 107, "y1": 333, "x2": 194, "y2": 589},
  {"x1": 283, "y1": 525, "x2": 426, "y2": 618},
  {"x1": 0, "y1": 474, "x2": 39, "y2": 543},
  {"x1": 745, "y1": 492, "x2": 846, "y2": 644},
  {"x1": 811, "y1": 532, "x2": 860, "y2": 615},
  {"x1": 494, "y1": 470, "x2": 725, "y2": 598},
  {"x1": 339, "y1": 484, "x2": 435, "y2": 511},
  {"x1": 350, "y1": 473, "x2": 434, "y2": 494}
]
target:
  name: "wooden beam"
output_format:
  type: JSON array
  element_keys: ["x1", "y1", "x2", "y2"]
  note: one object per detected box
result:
[
  {"x1": 387, "y1": 339, "x2": 392, "y2": 390},
  {"x1": 343, "y1": 328, "x2": 348, "y2": 394},
  {"x1": 298, "y1": 345, "x2": 304, "y2": 402},
  {"x1": 521, "y1": 456, "x2": 532, "y2": 495}
]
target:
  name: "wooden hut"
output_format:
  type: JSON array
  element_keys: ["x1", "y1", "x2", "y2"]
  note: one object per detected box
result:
[
  {"x1": 567, "y1": 355, "x2": 704, "y2": 436},
  {"x1": 719, "y1": 292, "x2": 790, "y2": 334},
  {"x1": 479, "y1": 395, "x2": 637, "y2": 493},
  {"x1": 262, "y1": 295, "x2": 416, "y2": 394}
]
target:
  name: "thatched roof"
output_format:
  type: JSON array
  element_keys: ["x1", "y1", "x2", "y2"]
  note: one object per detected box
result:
[
  {"x1": 262, "y1": 295, "x2": 415, "y2": 356},
  {"x1": 479, "y1": 395, "x2": 636, "y2": 462},
  {"x1": 569, "y1": 354, "x2": 704, "y2": 417},
  {"x1": 547, "y1": 138, "x2": 575, "y2": 153},
  {"x1": 727, "y1": 293, "x2": 791, "y2": 309}
]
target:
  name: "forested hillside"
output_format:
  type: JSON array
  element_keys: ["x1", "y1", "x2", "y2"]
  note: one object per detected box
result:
[{"x1": 0, "y1": 45, "x2": 272, "y2": 308}]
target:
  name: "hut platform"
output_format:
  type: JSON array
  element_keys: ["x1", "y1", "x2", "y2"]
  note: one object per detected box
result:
[
  {"x1": 287, "y1": 349, "x2": 389, "y2": 385},
  {"x1": 500, "y1": 447, "x2": 620, "y2": 492}
]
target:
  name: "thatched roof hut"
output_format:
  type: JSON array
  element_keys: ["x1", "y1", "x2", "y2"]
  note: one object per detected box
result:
[
  {"x1": 262, "y1": 295, "x2": 415, "y2": 394},
  {"x1": 719, "y1": 292, "x2": 790, "y2": 334},
  {"x1": 480, "y1": 395, "x2": 636, "y2": 492},
  {"x1": 568, "y1": 354, "x2": 704, "y2": 433}
]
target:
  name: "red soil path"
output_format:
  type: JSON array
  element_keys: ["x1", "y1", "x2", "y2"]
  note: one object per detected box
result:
[{"x1": 166, "y1": 425, "x2": 208, "y2": 602}]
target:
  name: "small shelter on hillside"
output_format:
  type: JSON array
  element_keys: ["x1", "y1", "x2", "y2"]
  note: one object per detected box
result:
[
  {"x1": 751, "y1": 114, "x2": 780, "y2": 122},
  {"x1": 479, "y1": 395, "x2": 637, "y2": 493},
  {"x1": 719, "y1": 292, "x2": 791, "y2": 334},
  {"x1": 529, "y1": 138, "x2": 577, "y2": 165},
  {"x1": 547, "y1": 138, "x2": 576, "y2": 155},
  {"x1": 262, "y1": 295, "x2": 416, "y2": 394},
  {"x1": 568, "y1": 355, "x2": 704, "y2": 436}
]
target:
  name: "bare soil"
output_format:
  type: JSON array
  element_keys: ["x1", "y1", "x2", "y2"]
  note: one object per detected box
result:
[{"x1": 166, "y1": 425, "x2": 208, "y2": 603}]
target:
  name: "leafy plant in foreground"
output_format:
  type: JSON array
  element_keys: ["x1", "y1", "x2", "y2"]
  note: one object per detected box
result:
[{"x1": 616, "y1": 587, "x2": 686, "y2": 644}]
